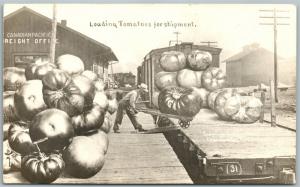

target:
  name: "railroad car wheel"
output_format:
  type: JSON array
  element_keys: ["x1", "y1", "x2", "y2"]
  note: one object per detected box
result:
[{"x1": 179, "y1": 120, "x2": 190, "y2": 128}]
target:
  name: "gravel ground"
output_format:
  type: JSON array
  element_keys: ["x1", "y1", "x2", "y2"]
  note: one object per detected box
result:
[{"x1": 262, "y1": 87, "x2": 296, "y2": 128}]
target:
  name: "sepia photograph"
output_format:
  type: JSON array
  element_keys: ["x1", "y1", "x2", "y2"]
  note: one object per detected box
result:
[{"x1": 2, "y1": 3, "x2": 296, "y2": 184}]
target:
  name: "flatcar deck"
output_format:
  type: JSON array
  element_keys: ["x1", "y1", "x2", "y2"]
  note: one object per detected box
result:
[
  {"x1": 170, "y1": 109, "x2": 296, "y2": 159},
  {"x1": 3, "y1": 113, "x2": 192, "y2": 184}
]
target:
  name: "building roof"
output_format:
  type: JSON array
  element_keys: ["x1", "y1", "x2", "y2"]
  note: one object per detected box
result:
[
  {"x1": 225, "y1": 46, "x2": 282, "y2": 63},
  {"x1": 225, "y1": 49, "x2": 254, "y2": 62},
  {"x1": 4, "y1": 6, "x2": 118, "y2": 62}
]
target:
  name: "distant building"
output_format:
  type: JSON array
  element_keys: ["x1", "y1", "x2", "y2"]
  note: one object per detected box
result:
[
  {"x1": 112, "y1": 72, "x2": 136, "y2": 87},
  {"x1": 224, "y1": 43, "x2": 296, "y2": 87},
  {"x1": 4, "y1": 7, "x2": 118, "y2": 80}
]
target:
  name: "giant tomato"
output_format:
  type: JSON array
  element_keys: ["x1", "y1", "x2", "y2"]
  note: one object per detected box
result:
[{"x1": 42, "y1": 69, "x2": 84, "y2": 117}]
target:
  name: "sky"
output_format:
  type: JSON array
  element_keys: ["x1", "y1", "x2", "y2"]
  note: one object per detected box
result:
[{"x1": 4, "y1": 4, "x2": 297, "y2": 75}]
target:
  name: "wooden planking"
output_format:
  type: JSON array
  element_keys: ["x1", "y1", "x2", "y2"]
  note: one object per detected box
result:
[
  {"x1": 5, "y1": 167, "x2": 192, "y2": 184},
  {"x1": 108, "y1": 133, "x2": 169, "y2": 144},
  {"x1": 108, "y1": 145, "x2": 179, "y2": 156},
  {"x1": 191, "y1": 139, "x2": 295, "y2": 158},
  {"x1": 101, "y1": 157, "x2": 183, "y2": 169},
  {"x1": 58, "y1": 167, "x2": 191, "y2": 184},
  {"x1": 3, "y1": 112, "x2": 192, "y2": 184},
  {"x1": 90, "y1": 113, "x2": 192, "y2": 184},
  {"x1": 184, "y1": 125, "x2": 295, "y2": 138},
  {"x1": 171, "y1": 109, "x2": 296, "y2": 159},
  {"x1": 3, "y1": 172, "x2": 28, "y2": 184}
]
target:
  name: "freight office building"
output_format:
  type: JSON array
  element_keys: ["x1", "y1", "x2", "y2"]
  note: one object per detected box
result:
[{"x1": 4, "y1": 7, "x2": 118, "y2": 80}]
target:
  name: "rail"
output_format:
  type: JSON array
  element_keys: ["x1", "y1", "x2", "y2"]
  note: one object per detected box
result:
[{"x1": 263, "y1": 120, "x2": 296, "y2": 132}]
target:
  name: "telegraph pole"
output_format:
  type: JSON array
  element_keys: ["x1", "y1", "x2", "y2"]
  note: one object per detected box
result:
[
  {"x1": 169, "y1": 32, "x2": 182, "y2": 46},
  {"x1": 174, "y1": 31, "x2": 181, "y2": 44},
  {"x1": 201, "y1": 41, "x2": 218, "y2": 47},
  {"x1": 108, "y1": 61, "x2": 118, "y2": 87},
  {"x1": 259, "y1": 8, "x2": 290, "y2": 102},
  {"x1": 110, "y1": 63, "x2": 114, "y2": 81},
  {"x1": 49, "y1": 4, "x2": 57, "y2": 64}
]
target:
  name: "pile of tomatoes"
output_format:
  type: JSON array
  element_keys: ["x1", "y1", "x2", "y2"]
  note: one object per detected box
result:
[
  {"x1": 207, "y1": 88, "x2": 263, "y2": 123},
  {"x1": 3, "y1": 54, "x2": 117, "y2": 183},
  {"x1": 153, "y1": 50, "x2": 226, "y2": 117},
  {"x1": 153, "y1": 51, "x2": 262, "y2": 123}
]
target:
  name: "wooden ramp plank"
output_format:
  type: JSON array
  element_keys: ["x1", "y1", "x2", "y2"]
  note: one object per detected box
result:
[{"x1": 3, "y1": 112, "x2": 192, "y2": 184}]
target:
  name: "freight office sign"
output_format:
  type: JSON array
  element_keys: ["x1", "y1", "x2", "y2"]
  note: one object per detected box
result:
[{"x1": 4, "y1": 32, "x2": 59, "y2": 45}]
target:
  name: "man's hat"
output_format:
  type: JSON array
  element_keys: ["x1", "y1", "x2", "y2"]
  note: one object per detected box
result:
[{"x1": 139, "y1": 83, "x2": 148, "y2": 92}]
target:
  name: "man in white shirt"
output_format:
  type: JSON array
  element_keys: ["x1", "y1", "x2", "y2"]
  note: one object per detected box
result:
[{"x1": 113, "y1": 83, "x2": 148, "y2": 133}]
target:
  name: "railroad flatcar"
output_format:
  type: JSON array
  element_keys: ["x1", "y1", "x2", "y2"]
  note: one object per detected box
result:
[{"x1": 137, "y1": 43, "x2": 296, "y2": 184}]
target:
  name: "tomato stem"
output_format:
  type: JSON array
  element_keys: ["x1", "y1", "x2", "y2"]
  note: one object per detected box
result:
[
  {"x1": 33, "y1": 137, "x2": 48, "y2": 156},
  {"x1": 172, "y1": 92, "x2": 181, "y2": 100},
  {"x1": 33, "y1": 143, "x2": 42, "y2": 156}
]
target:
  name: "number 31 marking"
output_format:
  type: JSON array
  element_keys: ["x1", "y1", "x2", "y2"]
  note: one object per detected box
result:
[{"x1": 227, "y1": 164, "x2": 241, "y2": 175}]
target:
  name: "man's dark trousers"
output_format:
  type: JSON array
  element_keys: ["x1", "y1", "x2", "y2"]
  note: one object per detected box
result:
[{"x1": 114, "y1": 101, "x2": 142, "y2": 130}]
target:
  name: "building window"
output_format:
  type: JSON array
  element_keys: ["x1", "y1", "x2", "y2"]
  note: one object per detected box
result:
[{"x1": 14, "y1": 54, "x2": 48, "y2": 68}]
